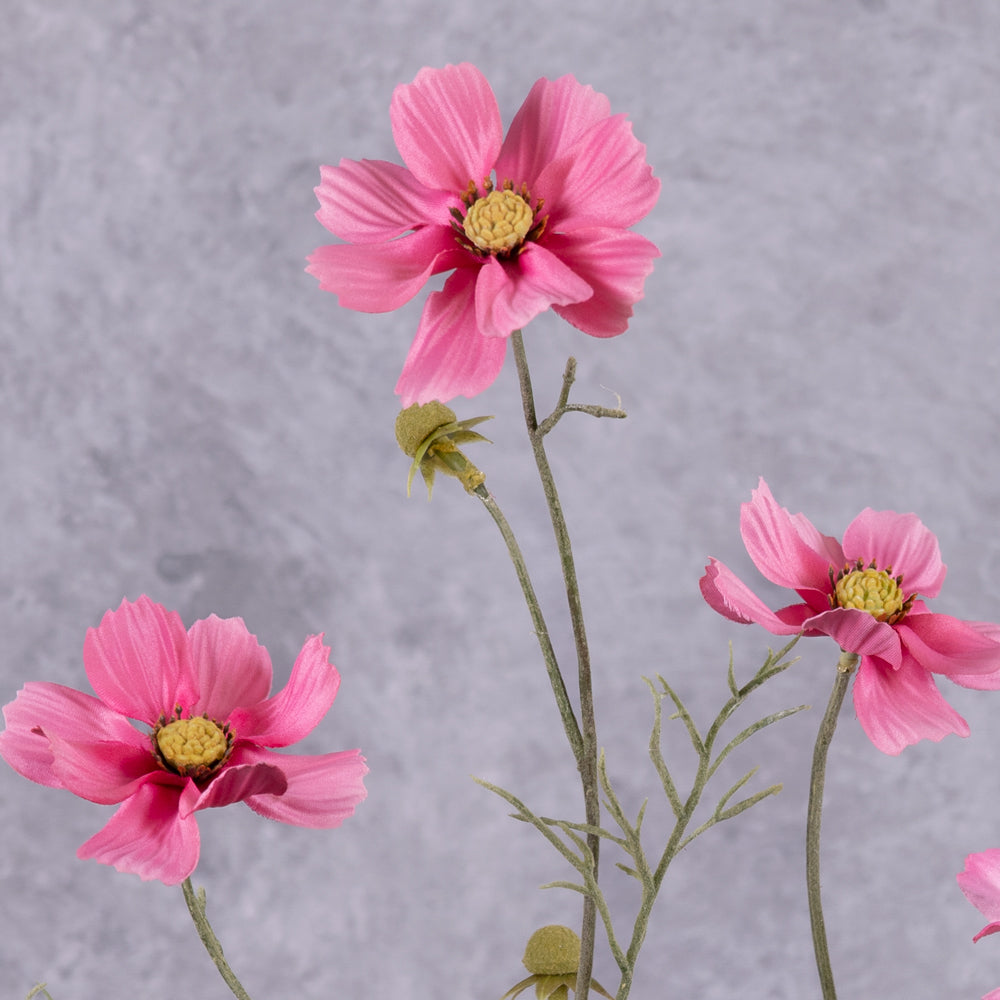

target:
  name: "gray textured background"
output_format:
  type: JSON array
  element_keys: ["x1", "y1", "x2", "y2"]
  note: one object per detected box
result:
[{"x1": 3, "y1": 1, "x2": 1000, "y2": 997}]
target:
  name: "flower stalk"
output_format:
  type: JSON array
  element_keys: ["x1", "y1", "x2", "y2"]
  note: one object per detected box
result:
[
  {"x1": 510, "y1": 329, "x2": 604, "y2": 1000},
  {"x1": 806, "y1": 649, "x2": 858, "y2": 1000},
  {"x1": 182, "y1": 878, "x2": 254, "y2": 1000}
]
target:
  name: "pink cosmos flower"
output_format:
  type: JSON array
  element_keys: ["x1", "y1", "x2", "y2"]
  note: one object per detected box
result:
[
  {"x1": 307, "y1": 63, "x2": 660, "y2": 405},
  {"x1": 0, "y1": 596, "x2": 368, "y2": 884},
  {"x1": 958, "y1": 851, "x2": 1000, "y2": 1000},
  {"x1": 700, "y1": 479, "x2": 1000, "y2": 755}
]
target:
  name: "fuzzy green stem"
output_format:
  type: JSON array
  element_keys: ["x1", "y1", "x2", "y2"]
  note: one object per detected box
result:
[
  {"x1": 473, "y1": 483, "x2": 584, "y2": 761},
  {"x1": 510, "y1": 330, "x2": 600, "y2": 1000},
  {"x1": 181, "y1": 878, "x2": 254, "y2": 1000},
  {"x1": 806, "y1": 650, "x2": 858, "y2": 1000}
]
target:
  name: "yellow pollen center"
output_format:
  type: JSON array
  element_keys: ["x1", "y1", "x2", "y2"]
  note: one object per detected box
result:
[
  {"x1": 834, "y1": 567, "x2": 905, "y2": 621},
  {"x1": 462, "y1": 189, "x2": 533, "y2": 253},
  {"x1": 156, "y1": 716, "x2": 228, "y2": 774}
]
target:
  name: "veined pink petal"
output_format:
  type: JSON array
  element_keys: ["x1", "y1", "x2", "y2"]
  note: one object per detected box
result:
[
  {"x1": 239, "y1": 745, "x2": 368, "y2": 828},
  {"x1": 188, "y1": 615, "x2": 272, "y2": 719},
  {"x1": 852, "y1": 652, "x2": 969, "y2": 755},
  {"x1": 959, "y1": 850, "x2": 1000, "y2": 921},
  {"x1": 949, "y1": 621, "x2": 1000, "y2": 689},
  {"x1": 0, "y1": 681, "x2": 145, "y2": 788},
  {"x1": 546, "y1": 229, "x2": 660, "y2": 337},
  {"x1": 391, "y1": 63, "x2": 502, "y2": 193},
  {"x1": 740, "y1": 480, "x2": 843, "y2": 592},
  {"x1": 77, "y1": 778, "x2": 201, "y2": 885},
  {"x1": 46, "y1": 731, "x2": 159, "y2": 804},
  {"x1": 188, "y1": 761, "x2": 287, "y2": 815},
  {"x1": 474, "y1": 245, "x2": 592, "y2": 339},
  {"x1": 898, "y1": 612, "x2": 1000, "y2": 677},
  {"x1": 83, "y1": 596, "x2": 196, "y2": 725},
  {"x1": 699, "y1": 559, "x2": 801, "y2": 635},
  {"x1": 495, "y1": 74, "x2": 611, "y2": 188},
  {"x1": 534, "y1": 114, "x2": 660, "y2": 231},
  {"x1": 228, "y1": 634, "x2": 339, "y2": 747},
  {"x1": 800, "y1": 607, "x2": 903, "y2": 668},
  {"x1": 315, "y1": 159, "x2": 455, "y2": 243},
  {"x1": 842, "y1": 509, "x2": 947, "y2": 597},
  {"x1": 306, "y1": 226, "x2": 461, "y2": 312},
  {"x1": 395, "y1": 267, "x2": 508, "y2": 405}
]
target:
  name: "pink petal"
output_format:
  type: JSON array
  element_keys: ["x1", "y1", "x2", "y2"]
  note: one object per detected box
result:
[
  {"x1": 474, "y1": 245, "x2": 592, "y2": 339},
  {"x1": 390, "y1": 64, "x2": 502, "y2": 193},
  {"x1": 534, "y1": 113, "x2": 660, "y2": 231},
  {"x1": 800, "y1": 608, "x2": 903, "y2": 668},
  {"x1": 958, "y1": 849, "x2": 1000, "y2": 922},
  {"x1": 898, "y1": 612, "x2": 1000, "y2": 677},
  {"x1": 852, "y1": 652, "x2": 969, "y2": 755},
  {"x1": 314, "y1": 159, "x2": 455, "y2": 243},
  {"x1": 0, "y1": 681, "x2": 145, "y2": 788},
  {"x1": 983, "y1": 987, "x2": 1000, "y2": 999},
  {"x1": 188, "y1": 761, "x2": 287, "y2": 815},
  {"x1": 238, "y1": 745, "x2": 368, "y2": 828},
  {"x1": 83, "y1": 596, "x2": 196, "y2": 725},
  {"x1": 77, "y1": 778, "x2": 201, "y2": 885},
  {"x1": 228, "y1": 634, "x2": 340, "y2": 747},
  {"x1": 187, "y1": 615, "x2": 272, "y2": 719},
  {"x1": 395, "y1": 267, "x2": 508, "y2": 405},
  {"x1": 494, "y1": 74, "x2": 611, "y2": 188},
  {"x1": 949, "y1": 621, "x2": 1000, "y2": 689},
  {"x1": 699, "y1": 559, "x2": 801, "y2": 635},
  {"x1": 740, "y1": 479, "x2": 843, "y2": 592},
  {"x1": 842, "y1": 509, "x2": 946, "y2": 597},
  {"x1": 46, "y1": 730, "x2": 159, "y2": 804},
  {"x1": 306, "y1": 226, "x2": 462, "y2": 312},
  {"x1": 546, "y1": 229, "x2": 660, "y2": 337}
]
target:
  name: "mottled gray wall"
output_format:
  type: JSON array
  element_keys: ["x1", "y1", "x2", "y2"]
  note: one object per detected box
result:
[{"x1": 3, "y1": 1, "x2": 999, "y2": 997}]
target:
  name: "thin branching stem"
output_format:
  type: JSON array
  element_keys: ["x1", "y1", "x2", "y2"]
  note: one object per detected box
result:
[
  {"x1": 181, "y1": 878, "x2": 254, "y2": 1000},
  {"x1": 510, "y1": 330, "x2": 603, "y2": 1000}
]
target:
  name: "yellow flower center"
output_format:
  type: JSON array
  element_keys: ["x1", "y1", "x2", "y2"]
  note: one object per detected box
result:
[
  {"x1": 831, "y1": 563, "x2": 908, "y2": 623},
  {"x1": 155, "y1": 714, "x2": 231, "y2": 778},
  {"x1": 462, "y1": 188, "x2": 534, "y2": 254}
]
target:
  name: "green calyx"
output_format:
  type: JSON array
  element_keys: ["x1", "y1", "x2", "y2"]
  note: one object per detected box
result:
[{"x1": 394, "y1": 401, "x2": 493, "y2": 498}]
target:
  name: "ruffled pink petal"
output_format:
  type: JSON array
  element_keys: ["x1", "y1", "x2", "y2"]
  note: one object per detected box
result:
[
  {"x1": 46, "y1": 731, "x2": 158, "y2": 804},
  {"x1": 983, "y1": 986, "x2": 1000, "y2": 999},
  {"x1": 800, "y1": 608, "x2": 903, "y2": 668},
  {"x1": 958, "y1": 849, "x2": 1000, "y2": 922},
  {"x1": 227, "y1": 634, "x2": 340, "y2": 747},
  {"x1": 699, "y1": 559, "x2": 801, "y2": 635},
  {"x1": 494, "y1": 74, "x2": 611, "y2": 188},
  {"x1": 314, "y1": 159, "x2": 455, "y2": 243},
  {"x1": 0, "y1": 681, "x2": 145, "y2": 788},
  {"x1": 852, "y1": 652, "x2": 969, "y2": 755},
  {"x1": 83, "y1": 596, "x2": 197, "y2": 725},
  {"x1": 187, "y1": 760, "x2": 287, "y2": 815},
  {"x1": 740, "y1": 479, "x2": 844, "y2": 592},
  {"x1": 395, "y1": 267, "x2": 508, "y2": 405},
  {"x1": 187, "y1": 615, "x2": 272, "y2": 719},
  {"x1": 474, "y1": 245, "x2": 592, "y2": 339},
  {"x1": 77, "y1": 778, "x2": 201, "y2": 885},
  {"x1": 390, "y1": 63, "x2": 502, "y2": 193},
  {"x1": 842, "y1": 509, "x2": 947, "y2": 597},
  {"x1": 306, "y1": 226, "x2": 461, "y2": 312},
  {"x1": 546, "y1": 229, "x2": 660, "y2": 337},
  {"x1": 949, "y1": 621, "x2": 1000, "y2": 689},
  {"x1": 897, "y1": 612, "x2": 1000, "y2": 677},
  {"x1": 534, "y1": 114, "x2": 660, "y2": 231},
  {"x1": 238, "y1": 745, "x2": 368, "y2": 828}
]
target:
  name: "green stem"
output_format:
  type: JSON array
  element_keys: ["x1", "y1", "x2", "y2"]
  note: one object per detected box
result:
[
  {"x1": 473, "y1": 482, "x2": 584, "y2": 762},
  {"x1": 806, "y1": 650, "x2": 858, "y2": 1000},
  {"x1": 181, "y1": 878, "x2": 254, "y2": 1000},
  {"x1": 509, "y1": 330, "x2": 600, "y2": 1000}
]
